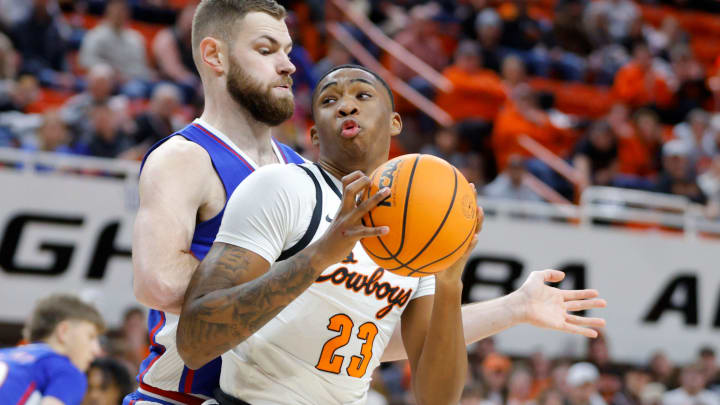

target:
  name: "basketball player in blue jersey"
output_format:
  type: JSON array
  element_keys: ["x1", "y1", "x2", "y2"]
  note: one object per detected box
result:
[
  {"x1": 0, "y1": 295, "x2": 104, "y2": 405},
  {"x1": 126, "y1": 1, "x2": 304, "y2": 404},
  {"x1": 177, "y1": 65, "x2": 608, "y2": 404}
]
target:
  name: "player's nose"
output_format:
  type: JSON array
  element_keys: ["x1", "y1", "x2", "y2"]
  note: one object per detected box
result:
[
  {"x1": 336, "y1": 98, "x2": 358, "y2": 117},
  {"x1": 277, "y1": 52, "x2": 296, "y2": 76}
]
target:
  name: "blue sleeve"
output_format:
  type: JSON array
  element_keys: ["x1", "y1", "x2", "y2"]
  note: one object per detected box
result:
[{"x1": 36, "y1": 356, "x2": 87, "y2": 405}]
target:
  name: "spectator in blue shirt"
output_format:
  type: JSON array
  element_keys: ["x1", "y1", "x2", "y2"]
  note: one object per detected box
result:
[{"x1": 0, "y1": 294, "x2": 105, "y2": 405}]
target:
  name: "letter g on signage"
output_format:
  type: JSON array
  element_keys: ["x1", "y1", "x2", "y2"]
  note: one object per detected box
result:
[{"x1": 0, "y1": 214, "x2": 83, "y2": 276}]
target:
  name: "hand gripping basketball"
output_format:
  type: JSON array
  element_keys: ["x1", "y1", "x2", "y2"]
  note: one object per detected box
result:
[{"x1": 311, "y1": 171, "x2": 391, "y2": 270}]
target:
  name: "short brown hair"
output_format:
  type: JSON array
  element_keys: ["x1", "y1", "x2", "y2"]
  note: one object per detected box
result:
[
  {"x1": 26, "y1": 295, "x2": 105, "y2": 342},
  {"x1": 191, "y1": 0, "x2": 286, "y2": 64}
]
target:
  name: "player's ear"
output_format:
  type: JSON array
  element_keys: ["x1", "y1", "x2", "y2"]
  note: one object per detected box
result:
[
  {"x1": 54, "y1": 320, "x2": 71, "y2": 345},
  {"x1": 200, "y1": 37, "x2": 225, "y2": 75},
  {"x1": 390, "y1": 112, "x2": 402, "y2": 137},
  {"x1": 310, "y1": 126, "x2": 320, "y2": 147}
]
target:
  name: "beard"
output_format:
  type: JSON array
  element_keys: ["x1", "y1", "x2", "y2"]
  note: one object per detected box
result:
[{"x1": 226, "y1": 56, "x2": 295, "y2": 126}]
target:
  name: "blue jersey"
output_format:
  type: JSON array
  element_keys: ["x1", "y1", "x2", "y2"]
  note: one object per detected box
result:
[
  {"x1": 125, "y1": 121, "x2": 305, "y2": 405},
  {"x1": 0, "y1": 344, "x2": 87, "y2": 405}
]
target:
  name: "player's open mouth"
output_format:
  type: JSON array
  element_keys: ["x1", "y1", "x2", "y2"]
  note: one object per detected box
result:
[{"x1": 340, "y1": 119, "x2": 361, "y2": 139}]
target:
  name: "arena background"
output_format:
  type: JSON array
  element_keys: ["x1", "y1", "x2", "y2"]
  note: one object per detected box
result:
[{"x1": 1, "y1": 0, "x2": 719, "y2": 404}]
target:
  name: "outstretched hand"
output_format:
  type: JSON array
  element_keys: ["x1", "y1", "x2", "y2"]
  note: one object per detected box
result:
[{"x1": 511, "y1": 270, "x2": 607, "y2": 338}]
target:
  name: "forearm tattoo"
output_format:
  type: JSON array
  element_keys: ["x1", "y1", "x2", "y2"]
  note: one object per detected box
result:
[{"x1": 177, "y1": 243, "x2": 318, "y2": 366}]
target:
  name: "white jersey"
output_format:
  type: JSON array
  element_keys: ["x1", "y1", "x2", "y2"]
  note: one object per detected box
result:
[{"x1": 215, "y1": 163, "x2": 435, "y2": 405}]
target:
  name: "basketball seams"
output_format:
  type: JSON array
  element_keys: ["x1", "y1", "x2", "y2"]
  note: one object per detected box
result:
[
  {"x1": 407, "y1": 209, "x2": 476, "y2": 275},
  {"x1": 364, "y1": 155, "x2": 421, "y2": 261},
  {"x1": 404, "y1": 165, "x2": 458, "y2": 276},
  {"x1": 361, "y1": 155, "x2": 477, "y2": 277}
]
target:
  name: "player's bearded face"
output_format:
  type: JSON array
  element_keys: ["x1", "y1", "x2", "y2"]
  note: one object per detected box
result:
[{"x1": 226, "y1": 54, "x2": 294, "y2": 126}]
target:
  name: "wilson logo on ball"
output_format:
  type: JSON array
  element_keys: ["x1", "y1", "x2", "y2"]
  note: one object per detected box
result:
[{"x1": 377, "y1": 159, "x2": 400, "y2": 207}]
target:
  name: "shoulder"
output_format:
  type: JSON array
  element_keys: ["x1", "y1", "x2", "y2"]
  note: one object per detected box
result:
[
  {"x1": 243, "y1": 163, "x2": 315, "y2": 197},
  {"x1": 142, "y1": 136, "x2": 212, "y2": 176},
  {"x1": 224, "y1": 164, "x2": 318, "y2": 221},
  {"x1": 36, "y1": 352, "x2": 83, "y2": 378},
  {"x1": 36, "y1": 355, "x2": 87, "y2": 400},
  {"x1": 275, "y1": 141, "x2": 308, "y2": 163},
  {"x1": 139, "y1": 136, "x2": 215, "y2": 195}
]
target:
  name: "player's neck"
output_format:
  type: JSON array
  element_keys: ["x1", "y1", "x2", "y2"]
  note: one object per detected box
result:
[
  {"x1": 200, "y1": 94, "x2": 274, "y2": 151},
  {"x1": 316, "y1": 160, "x2": 348, "y2": 180},
  {"x1": 44, "y1": 336, "x2": 68, "y2": 357}
]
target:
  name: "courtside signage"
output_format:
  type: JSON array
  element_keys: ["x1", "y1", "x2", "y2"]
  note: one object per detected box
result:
[{"x1": 0, "y1": 165, "x2": 717, "y2": 362}]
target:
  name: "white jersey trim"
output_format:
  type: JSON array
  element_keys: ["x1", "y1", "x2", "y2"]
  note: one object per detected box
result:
[{"x1": 193, "y1": 118, "x2": 288, "y2": 168}]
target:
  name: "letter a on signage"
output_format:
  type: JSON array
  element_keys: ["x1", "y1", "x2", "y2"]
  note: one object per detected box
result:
[{"x1": 643, "y1": 274, "x2": 698, "y2": 326}]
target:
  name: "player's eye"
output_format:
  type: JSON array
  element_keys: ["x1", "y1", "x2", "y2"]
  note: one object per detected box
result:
[
  {"x1": 321, "y1": 97, "x2": 336, "y2": 105},
  {"x1": 357, "y1": 92, "x2": 372, "y2": 100},
  {"x1": 258, "y1": 47, "x2": 271, "y2": 55}
]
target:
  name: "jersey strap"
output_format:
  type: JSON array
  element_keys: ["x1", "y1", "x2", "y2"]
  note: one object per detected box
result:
[
  {"x1": 314, "y1": 163, "x2": 342, "y2": 199},
  {"x1": 277, "y1": 165, "x2": 323, "y2": 261}
]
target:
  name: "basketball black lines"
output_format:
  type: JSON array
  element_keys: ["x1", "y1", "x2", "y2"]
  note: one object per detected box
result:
[{"x1": 363, "y1": 155, "x2": 464, "y2": 275}]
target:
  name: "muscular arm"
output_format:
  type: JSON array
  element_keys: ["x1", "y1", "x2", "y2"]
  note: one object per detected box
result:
[
  {"x1": 381, "y1": 295, "x2": 521, "y2": 363},
  {"x1": 176, "y1": 242, "x2": 325, "y2": 369},
  {"x1": 177, "y1": 171, "x2": 390, "y2": 369},
  {"x1": 132, "y1": 138, "x2": 218, "y2": 314},
  {"x1": 401, "y1": 279, "x2": 467, "y2": 405}
]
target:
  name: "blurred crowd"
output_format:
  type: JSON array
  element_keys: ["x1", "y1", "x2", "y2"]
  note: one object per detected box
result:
[
  {"x1": 1, "y1": 0, "x2": 720, "y2": 217},
  {"x1": 53, "y1": 304, "x2": 720, "y2": 405},
  {"x1": 365, "y1": 333, "x2": 720, "y2": 405}
]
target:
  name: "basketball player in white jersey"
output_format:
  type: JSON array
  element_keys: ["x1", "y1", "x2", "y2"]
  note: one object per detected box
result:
[
  {"x1": 131, "y1": 0, "x2": 605, "y2": 401},
  {"x1": 176, "y1": 65, "x2": 607, "y2": 405}
]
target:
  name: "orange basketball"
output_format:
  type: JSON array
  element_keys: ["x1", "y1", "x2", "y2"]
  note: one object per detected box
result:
[{"x1": 361, "y1": 154, "x2": 478, "y2": 277}]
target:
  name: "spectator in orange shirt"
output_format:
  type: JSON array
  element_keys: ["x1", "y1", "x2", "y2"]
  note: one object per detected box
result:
[
  {"x1": 435, "y1": 40, "x2": 506, "y2": 122},
  {"x1": 492, "y1": 85, "x2": 574, "y2": 197},
  {"x1": 616, "y1": 108, "x2": 663, "y2": 190},
  {"x1": 612, "y1": 42, "x2": 673, "y2": 109},
  {"x1": 492, "y1": 84, "x2": 565, "y2": 171}
]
